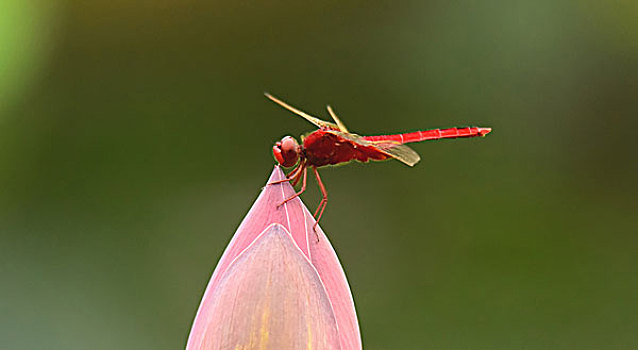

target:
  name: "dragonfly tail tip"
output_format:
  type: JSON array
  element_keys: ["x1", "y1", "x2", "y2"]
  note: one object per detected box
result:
[{"x1": 478, "y1": 127, "x2": 492, "y2": 136}]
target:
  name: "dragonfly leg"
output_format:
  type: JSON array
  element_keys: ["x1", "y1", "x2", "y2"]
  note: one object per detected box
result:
[
  {"x1": 291, "y1": 164, "x2": 304, "y2": 186},
  {"x1": 278, "y1": 166, "x2": 307, "y2": 206},
  {"x1": 287, "y1": 161, "x2": 305, "y2": 183},
  {"x1": 267, "y1": 161, "x2": 304, "y2": 186},
  {"x1": 311, "y1": 166, "x2": 328, "y2": 231}
]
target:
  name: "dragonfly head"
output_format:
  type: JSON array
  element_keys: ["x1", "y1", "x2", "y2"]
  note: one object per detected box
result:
[{"x1": 273, "y1": 136, "x2": 301, "y2": 167}]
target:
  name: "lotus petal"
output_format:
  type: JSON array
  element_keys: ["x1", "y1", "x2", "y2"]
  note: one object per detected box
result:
[
  {"x1": 191, "y1": 223, "x2": 340, "y2": 350},
  {"x1": 186, "y1": 166, "x2": 361, "y2": 350}
]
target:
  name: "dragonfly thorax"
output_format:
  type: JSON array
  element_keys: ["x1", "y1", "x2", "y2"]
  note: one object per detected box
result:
[{"x1": 273, "y1": 136, "x2": 302, "y2": 168}]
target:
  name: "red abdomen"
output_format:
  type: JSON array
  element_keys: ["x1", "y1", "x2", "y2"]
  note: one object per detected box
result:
[{"x1": 362, "y1": 126, "x2": 491, "y2": 143}]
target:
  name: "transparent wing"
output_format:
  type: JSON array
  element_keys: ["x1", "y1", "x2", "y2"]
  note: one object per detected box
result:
[
  {"x1": 265, "y1": 93, "x2": 340, "y2": 130},
  {"x1": 325, "y1": 130, "x2": 421, "y2": 167},
  {"x1": 371, "y1": 141, "x2": 421, "y2": 166},
  {"x1": 326, "y1": 105, "x2": 349, "y2": 132}
]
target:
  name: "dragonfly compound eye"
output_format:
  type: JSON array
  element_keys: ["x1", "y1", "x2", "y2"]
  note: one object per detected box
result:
[
  {"x1": 272, "y1": 143, "x2": 285, "y2": 165},
  {"x1": 272, "y1": 136, "x2": 300, "y2": 167}
]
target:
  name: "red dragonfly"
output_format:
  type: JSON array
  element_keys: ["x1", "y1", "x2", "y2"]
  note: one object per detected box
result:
[{"x1": 266, "y1": 93, "x2": 492, "y2": 227}]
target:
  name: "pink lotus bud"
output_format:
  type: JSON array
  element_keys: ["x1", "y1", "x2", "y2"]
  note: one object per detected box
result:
[{"x1": 186, "y1": 166, "x2": 361, "y2": 350}]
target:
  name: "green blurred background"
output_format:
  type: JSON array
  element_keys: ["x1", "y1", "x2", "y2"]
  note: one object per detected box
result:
[{"x1": 2, "y1": 0, "x2": 637, "y2": 349}]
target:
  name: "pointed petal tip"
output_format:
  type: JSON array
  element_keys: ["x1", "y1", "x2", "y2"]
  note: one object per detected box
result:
[
  {"x1": 266, "y1": 164, "x2": 286, "y2": 184},
  {"x1": 260, "y1": 222, "x2": 290, "y2": 239}
]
